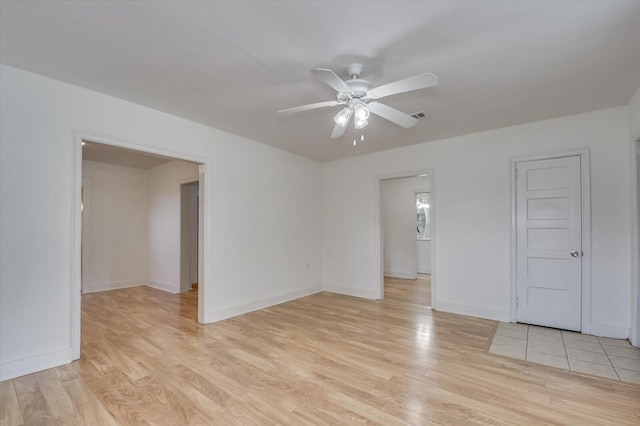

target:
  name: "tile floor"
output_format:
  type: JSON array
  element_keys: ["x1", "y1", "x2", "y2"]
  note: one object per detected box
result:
[{"x1": 489, "y1": 322, "x2": 640, "y2": 384}]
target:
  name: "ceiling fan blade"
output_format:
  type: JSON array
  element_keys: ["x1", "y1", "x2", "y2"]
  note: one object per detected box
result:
[
  {"x1": 331, "y1": 123, "x2": 347, "y2": 139},
  {"x1": 311, "y1": 68, "x2": 352, "y2": 94},
  {"x1": 277, "y1": 100, "x2": 340, "y2": 114},
  {"x1": 368, "y1": 102, "x2": 418, "y2": 128},
  {"x1": 368, "y1": 73, "x2": 438, "y2": 99}
]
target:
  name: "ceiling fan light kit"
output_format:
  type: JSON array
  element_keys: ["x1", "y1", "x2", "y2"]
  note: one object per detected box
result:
[
  {"x1": 354, "y1": 103, "x2": 370, "y2": 121},
  {"x1": 333, "y1": 107, "x2": 353, "y2": 126},
  {"x1": 354, "y1": 118, "x2": 368, "y2": 130},
  {"x1": 279, "y1": 63, "x2": 438, "y2": 142}
]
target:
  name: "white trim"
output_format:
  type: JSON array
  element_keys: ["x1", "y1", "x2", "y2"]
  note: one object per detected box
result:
[
  {"x1": 631, "y1": 139, "x2": 640, "y2": 347},
  {"x1": 510, "y1": 148, "x2": 591, "y2": 332},
  {"x1": 197, "y1": 164, "x2": 207, "y2": 323},
  {"x1": 436, "y1": 301, "x2": 510, "y2": 322},
  {"x1": 323, "y1": 284, "x2": 378, "y2": 300},
  {"x1": 72, "y1": 132, "x2": 213, "y2": 363},
  {"x1": 80, "y1": 176, "x2": 91, "y2": 295},
  {"x1": 0, "y1": 347, "x2": 72, "y2": 381},
  {"x1": 208, "y1": 285, "x2": 322, "y2": 322},
  {"x1": 83, "y1": 280, "x2": 144, "y2": 293},
  {"x1": 145, "y1": 281, "x2": 179, "y2": 294},
  {"x1": 71, "y1": 134, "x2": 82, "y2": 361},
  {"x1": 384, "y1": 271, "x2": 418, "y2": 280},
  {"x1": 588, "y1": 323, "x2": 629, "y2": 339},
  {"x1": 374, "y1": 168, "x2": 436, "y2": 308},
  {"x1": 179, "y1": 180, "x2": 199, "y2": 294}
]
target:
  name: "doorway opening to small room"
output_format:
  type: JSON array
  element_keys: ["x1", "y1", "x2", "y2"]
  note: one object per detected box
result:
[
  {"x1": 80, "y1": 140, "x2": 204, "y2": 339},
  {"x1": 380, "y1": 173, "x2": 433, "y2": 308}
]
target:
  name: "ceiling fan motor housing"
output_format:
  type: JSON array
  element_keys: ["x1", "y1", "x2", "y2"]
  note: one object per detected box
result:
[{"x1": 337, "y1": 79, "x2": 372, "y2": 102}]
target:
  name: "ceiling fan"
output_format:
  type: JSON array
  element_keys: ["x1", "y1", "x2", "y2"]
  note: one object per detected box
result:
[{"x1": 278, "y1": 63, "x2": 438, "y2": 139}]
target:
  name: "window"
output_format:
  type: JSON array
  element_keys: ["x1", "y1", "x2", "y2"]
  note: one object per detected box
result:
[{"x1": 416, "y1": 192, "x2": 431, "y2": 240}]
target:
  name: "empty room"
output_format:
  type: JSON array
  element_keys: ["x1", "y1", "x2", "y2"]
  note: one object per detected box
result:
[{"x1": 1, "y1": 1, "x2": 640, "y2": 425}]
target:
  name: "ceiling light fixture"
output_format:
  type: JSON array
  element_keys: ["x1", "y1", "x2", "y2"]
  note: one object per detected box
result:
[
  {"x1": 354, "y1": 103, "x2": 370, "y2": 121},
  {"x1": 354, "y1": 118, "x2": 368, "y2": 129},
  {"x1": 333, "y1": 107, "x2": 353, "y2": 127}
]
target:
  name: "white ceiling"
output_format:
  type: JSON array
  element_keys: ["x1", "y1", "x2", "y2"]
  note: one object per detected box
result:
[
  {"x1": 82, "y1": 141, "x2": 174, "y2": 169},
  {"x1": 2, "y1": 1, "x2": 639, "y2": 162}
]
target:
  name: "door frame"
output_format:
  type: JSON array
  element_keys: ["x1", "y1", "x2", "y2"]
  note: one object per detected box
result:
[
  {"x1": 631, "y1": 138, "x2": 640, "y2": 346},
  {"x1": 71, "y1": 132, "x2": 211, "y2": 360},
  {"x1": 510, "y1": 148, "x2": 591, "y2": 333},
  {"x1": 374, "y1": 168, "x2": 436, "y2": 306},
  {"x1": 180, "y1": 179, "x2": 199, "y2": 294}
]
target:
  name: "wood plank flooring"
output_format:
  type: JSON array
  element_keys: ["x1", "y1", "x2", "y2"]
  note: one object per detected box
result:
[{"x1": 2, "y1": 277, "x2": 639, "y2": 425}]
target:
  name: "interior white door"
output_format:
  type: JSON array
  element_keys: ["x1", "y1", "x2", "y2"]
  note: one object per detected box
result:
[{"x1": 516, "y1": 155, "x2": 582, "y2": 331}]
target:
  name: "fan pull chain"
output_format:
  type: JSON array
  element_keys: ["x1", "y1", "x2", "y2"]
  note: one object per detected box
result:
[{"x1": 353, "y1": 126, "x2": 366, "y2": 146}]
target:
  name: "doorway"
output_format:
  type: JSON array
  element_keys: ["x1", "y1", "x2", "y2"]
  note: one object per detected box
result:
[
  {"x1": 634, "y1": 139, "x2": 640, "y2": 346},
  {"x1": 377, "y1": 170, "x2": 435, "y2": 308},
  {"x1": 181, "y1": 181, "x2": 199, "y2": 293},
  {"x1": 512, "y1": 149, "x2": 591, "y2": 332},
  {"x1": 72, "y1": 134, "x2": 210, "y2": 360}
]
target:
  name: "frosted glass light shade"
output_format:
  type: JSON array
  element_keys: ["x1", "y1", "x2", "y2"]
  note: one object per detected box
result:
[
  {"x1": 333, "y1": 107, "x2": 353, "y2": 127},
  {"x1": 355, "y1": 118, "x2": 368, "y2": 129},
  {"x1": 354, "y1": 104, "x2": 370, "y2": 121}
]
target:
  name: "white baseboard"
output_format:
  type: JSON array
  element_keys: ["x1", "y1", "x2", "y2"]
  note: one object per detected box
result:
[
  {"x1": 1, "y1": 347, "x2": 73, "y2": 381},
  {"x1": 146, "y1": 280, "x2": 179, "y2": 294},
  {"x1": 417, "y1": 269, "x2": 431, "y2": 274},
  {"x1": 436, "y1": 301, "x2": 510, "y2": 322},
  {"x1": 83, "y1": 279, "x2": 143, "y2": 293},
  {"x1": 587, "y1": 323, "x2": 629, "y2": 339},
  {"x1": 384, "y1": 271, "x2": 417, "y2": 280},
  {"x1": 323, "y1": 284, "x2": 379, "y2": 300},
  {"x1": 206, "y1": 285, "x2": 322, "y2": 323}
]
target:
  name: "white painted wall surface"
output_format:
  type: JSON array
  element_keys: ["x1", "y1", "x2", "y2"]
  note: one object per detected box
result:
[
  {"x1": 0, "y1": 65, "x2": 322, "y2": 380},
  {"x1": 147, "y1": 160, "x2": 199, "y2": 293},
  {"x1": 629, "y1": 85, "x2": 640, "y2": 141},
  {"x1": 322, "y1": 106, "x2": 631, "y2": 337},
  {"x1": 417, "y1": 241, "x2": 431, "y2": 274},
  {"x1": 382, "y1": 178, "x2": 417, "y2": 279},
  {"x1": 81, "y1": 160, "x2": 148, "y2": 293}
]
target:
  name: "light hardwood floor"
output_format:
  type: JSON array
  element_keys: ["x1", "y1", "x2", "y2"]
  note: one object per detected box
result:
[{"x1": 2, "y1": 277, "x2": 639, "y2": 425}]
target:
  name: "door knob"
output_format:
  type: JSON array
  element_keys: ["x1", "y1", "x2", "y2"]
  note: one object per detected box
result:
[{"x1": 570, "y1": 251, "x2": 580, "y2": 257}]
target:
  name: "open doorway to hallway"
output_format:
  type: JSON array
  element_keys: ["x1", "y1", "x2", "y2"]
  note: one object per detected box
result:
[
  {"x1": 380, "y1": 173, "x2": 432, "y2": 308},
  {"x1": 81, "y1": 140, "x2": 203, "y2": 313}
]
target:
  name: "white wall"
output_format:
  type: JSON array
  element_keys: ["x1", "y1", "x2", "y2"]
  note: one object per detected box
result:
[
  {"x1": 629, "y1": 86, "x2": 640, "y2": 142},
  {"x1": 417, "y1": 241, "x2": 431, "y2": 274},
  {"x1": 81, "y1": 160, "x2": 148, "y2": 293},
  {"x1": 322, "y1": 106, "x2": 631, "y2": 337},
  {"x1": 147, "y1": 160, "x2": 199, "y2": 293},
  {"x1": 0, "y1": 65, "x2": 322, "y2": 380}
]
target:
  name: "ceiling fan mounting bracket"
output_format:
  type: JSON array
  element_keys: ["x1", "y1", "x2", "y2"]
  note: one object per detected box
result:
[{"x1": 346, "y1": 63, "x2": 363, "y2": 79}]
